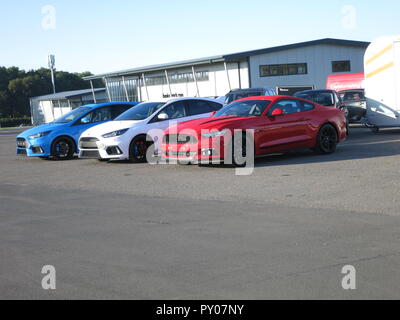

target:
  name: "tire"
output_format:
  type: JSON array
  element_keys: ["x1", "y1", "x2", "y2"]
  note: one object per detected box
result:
[
  {"x1": 315, "y1": 124, "x2": 338, "y2": 154},
  {"x1": 129, "y1": 136, "x2": 153, "y2": 163},
  {"x1": 51, "y1": 137, "x2": 75, "y2": 160},
  {"x1": 231, "y1": 133, "x2": 254, "y2": 167}
]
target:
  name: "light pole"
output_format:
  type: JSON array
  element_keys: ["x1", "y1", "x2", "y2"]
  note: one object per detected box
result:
[{"x1": 48, "y1": 54, "x2": 56, "y2": 94}]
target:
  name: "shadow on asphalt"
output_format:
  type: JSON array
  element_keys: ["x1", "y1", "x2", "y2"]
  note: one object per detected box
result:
[
  {"x1": 188, "y1": 126, "x2": 400, "y2": 169},
  {"x1": 10, "y1": 125, "x2": 400, "y2": 168}
]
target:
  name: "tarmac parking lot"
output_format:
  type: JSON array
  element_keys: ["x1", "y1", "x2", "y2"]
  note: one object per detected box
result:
[{"x1": 1, "y1": 125, "x2": 400, "y2": 299}]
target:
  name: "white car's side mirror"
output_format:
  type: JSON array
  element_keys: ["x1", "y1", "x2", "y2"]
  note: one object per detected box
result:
[{"x1": 157, "y1": 113, "x2": 169, "y2": 121}]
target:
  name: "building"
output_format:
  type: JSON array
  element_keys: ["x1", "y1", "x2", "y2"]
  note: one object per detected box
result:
[
  {"x1": 30, "y1": 88, "x2": 106, "y2": 125},
  {"x1": 83, "y1": 38, "x2": 370, "y2": 101}
]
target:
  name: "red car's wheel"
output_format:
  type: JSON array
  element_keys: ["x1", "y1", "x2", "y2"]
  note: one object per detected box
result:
[{"x1": 315, "y1": 124, "x2": 338, "y2": 154}]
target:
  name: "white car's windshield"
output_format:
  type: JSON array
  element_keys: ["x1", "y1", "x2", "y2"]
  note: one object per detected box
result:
[
  {"x1": 215, "y1": 100, "x2": 271, "y2": 117},
  {"x1": 116, "y1": 102, "x2": 165, "y2": 121},
  {"x1": 53, "y1": 106, "x2": 93, "y2": 124}
]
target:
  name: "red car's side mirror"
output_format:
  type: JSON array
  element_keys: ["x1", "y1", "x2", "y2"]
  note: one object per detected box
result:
[
  {"x1": 271, "y1": 108, "x2": 284, "y2": 116},
  {"x1": 210, "y1": 111, "x2": 217, "y2": 117}
]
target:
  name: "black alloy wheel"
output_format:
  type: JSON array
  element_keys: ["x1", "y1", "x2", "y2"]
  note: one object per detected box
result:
[
  {"x1": 315, "y1": 124, "x2": 338, "y2": 154},
  {"x1": 51, "y1": 137, "x2": 75, "y2": 160},
  {"x1": 129, "y1": 137, "x2": 153, "y2": 163}
]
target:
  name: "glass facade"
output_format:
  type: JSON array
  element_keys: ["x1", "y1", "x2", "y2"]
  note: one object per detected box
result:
[
  {"x1": 104, "y1": 71, "x2": 209, "y2": 102},
  {"x1": 106, "y1": 77, "x2": 139, "y2": 102}
]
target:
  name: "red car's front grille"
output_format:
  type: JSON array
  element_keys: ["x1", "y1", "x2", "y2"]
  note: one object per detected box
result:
[{"x1": 163, "y1": 134, "x2": 198, "y2": 145}]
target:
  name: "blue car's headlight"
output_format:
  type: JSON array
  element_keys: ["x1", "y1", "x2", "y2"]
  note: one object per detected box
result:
[
  {"x1": 102, "y1": 128, "x2": 129, "y2": 139},
  {"x1": 28, "y1": 131, "x2": 52, "y2": 139}
]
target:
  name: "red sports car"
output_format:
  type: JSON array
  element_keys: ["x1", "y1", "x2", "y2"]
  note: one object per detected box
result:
[{"x1": 161, "y1": 95, "x2": 347, "y2": 166}]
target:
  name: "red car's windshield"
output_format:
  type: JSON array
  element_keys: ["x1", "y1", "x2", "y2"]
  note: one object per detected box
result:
[{"x1": 215, "y1": 100, "x2": 271, "y2": 117}]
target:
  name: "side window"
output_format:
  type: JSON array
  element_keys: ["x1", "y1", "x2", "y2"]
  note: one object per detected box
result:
[
  {"x1": 84, "y1": 106, "x2": 112, "y2": 123},
  {"x1": 270, "y1": 100, "x2": 302, "y2": 115},
  {"x1": 301, "y1": 101, "x2": 315, "y2": 112},
  {"x1": 314, "y1": 93, "x2": 334, "y2": 106},
  {"x1": 159, "y1": 101, "x2": 187, "y2": 120},
  {"x1": 208, "y1": 101, "x2": 223, "y2": 112},
  {"x1": 111, "y1": 105, "x2": 133, "y2": 118},
  {"x1": 187, "y1": 100, "x2": 212, "y2": 116}
]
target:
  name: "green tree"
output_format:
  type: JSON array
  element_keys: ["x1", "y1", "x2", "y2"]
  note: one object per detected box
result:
[{"x1": 0, "y1": 67, "x2": 104, "y2": 117}]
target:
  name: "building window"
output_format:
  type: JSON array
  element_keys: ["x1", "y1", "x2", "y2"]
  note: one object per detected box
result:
[
  {"x1": 259, "y1": 63, "x2": 308, "y2": 77},
  {"x1": 143, "y1": 71, "x2": 209, "y2": 86},
  {"x1": 332, "y1": 60, "x2": 351, "y2": 73}
]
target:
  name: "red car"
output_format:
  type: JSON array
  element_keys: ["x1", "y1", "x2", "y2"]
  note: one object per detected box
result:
[{"x1": 161, "y1": 95, "x2": 347, "y2": 166}]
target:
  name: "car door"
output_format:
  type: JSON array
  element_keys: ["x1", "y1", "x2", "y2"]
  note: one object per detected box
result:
[{"x1": 257, "y1": 99, "x2": 311, "y2": 152}]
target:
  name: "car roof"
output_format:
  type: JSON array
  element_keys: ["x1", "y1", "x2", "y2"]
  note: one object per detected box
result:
[
  {"x1": 295, "y1": 89, "x2": 336, "y2": 95},
  {"x1": 165, "y1": 97, "x2": 222, "y2": 104},
  {"x1": 338, "y1": 89, "x2": 364, "y2": 93},
  {"x1": 235, "y1": 95, "x2": 293, "y2": 102},
  {"x1": 81, "y1": 101, "x2": 139, "y2": 109},
  {"x1": 228, "y1": 88, "x2": 275, "y2": 93}
]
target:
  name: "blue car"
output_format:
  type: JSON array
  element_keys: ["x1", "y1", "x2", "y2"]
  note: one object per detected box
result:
[{"x1": 16, "y1": 102, "x2": 138, "y2": 160}]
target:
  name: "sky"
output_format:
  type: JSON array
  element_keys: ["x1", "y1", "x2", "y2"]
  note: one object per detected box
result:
[{"x1": 0, "y1": 0, "x2": 399, "y2": 75}]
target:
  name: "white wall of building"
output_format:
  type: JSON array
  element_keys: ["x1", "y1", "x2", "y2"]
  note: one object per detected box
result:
[
  {"x1": 249, "y1": 44, "x2": 366, "y2": 90},
  {"x1": 95, "y1": 42, "x2": 367, "y2": 102},
  {"x1": 31, "y1": 91, "x2": 108, "y2": 125}
]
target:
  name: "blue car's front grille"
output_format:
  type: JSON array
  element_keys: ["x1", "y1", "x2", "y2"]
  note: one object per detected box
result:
[{"x1": 16, "y1": 138, "x2": 27, "y2": 148}]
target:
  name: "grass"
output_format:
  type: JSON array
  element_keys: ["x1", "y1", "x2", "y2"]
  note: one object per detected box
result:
[{"x1": 0, "y1": 126, "x2": 33, "y2": 131}]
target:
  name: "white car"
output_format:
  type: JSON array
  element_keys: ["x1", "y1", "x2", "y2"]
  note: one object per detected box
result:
[{"x1": 78, "y1": 97, "x2": 223, "y2": 162}]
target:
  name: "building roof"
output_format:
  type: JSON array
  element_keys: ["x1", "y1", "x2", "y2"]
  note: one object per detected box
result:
[
  {"x1": 84, "y1": 38, "x2": 370, "y2": 80},
  {"x1": 83, "y1": 56, "x2": 226, "y2": 80},
  {"x1": 222, "y1": 38, "x2": 370, "y2": 60},
  {"x1": 32, "y1": 88, "x2": 106, "y2": 100}
]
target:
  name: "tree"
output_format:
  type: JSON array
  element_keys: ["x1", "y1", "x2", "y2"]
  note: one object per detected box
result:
[{"x1": 0, "y1": 67, "x2": 104, "y2": 117}]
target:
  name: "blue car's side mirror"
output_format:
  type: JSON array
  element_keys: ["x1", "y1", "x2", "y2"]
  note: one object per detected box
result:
[{"x1": 80, "y1": 117, "x2": 90, "y2": 124}]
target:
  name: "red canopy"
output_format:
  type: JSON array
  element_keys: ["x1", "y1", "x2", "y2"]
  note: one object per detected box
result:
[{"x1": 326, "y1": 73, "x2": 365, "y2": 91}]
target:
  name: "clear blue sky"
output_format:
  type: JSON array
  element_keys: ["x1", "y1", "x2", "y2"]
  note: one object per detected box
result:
[{"x1": 1, "y1": 0, "x2": 399, "y2": 75}]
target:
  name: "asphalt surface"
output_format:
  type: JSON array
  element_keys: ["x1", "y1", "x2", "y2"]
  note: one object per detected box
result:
[{"x1": 1, "y1": 125, "x2": 400, "y2": 299}]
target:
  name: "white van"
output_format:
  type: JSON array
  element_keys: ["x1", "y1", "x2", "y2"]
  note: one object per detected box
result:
[{"x1": 363, "y1": 35, "x2": 400, "y2": 131}]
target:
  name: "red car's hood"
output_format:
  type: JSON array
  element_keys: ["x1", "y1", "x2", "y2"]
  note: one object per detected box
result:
[{"x1": 168, "y1": 116, "x2": 252, "y2": 133}]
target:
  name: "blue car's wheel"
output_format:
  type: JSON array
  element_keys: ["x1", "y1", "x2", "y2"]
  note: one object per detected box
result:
[{"x1": 51, "y1": 137, "x2": 75, "y2": 160}]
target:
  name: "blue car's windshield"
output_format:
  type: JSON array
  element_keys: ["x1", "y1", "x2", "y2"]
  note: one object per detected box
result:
[
  {"x1": 115, "y1": 102, "x2": 165, "y2": 121},
  {"x1": 53, "y1": 106, "x2": 93, "y2": 124},
  {"x1": 215, "y1": 100, "x2": 271, "y2": 117}
]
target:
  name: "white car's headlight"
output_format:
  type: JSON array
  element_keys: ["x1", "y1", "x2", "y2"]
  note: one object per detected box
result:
[
  {"x1": 28, "y1": 131, "x2": 52, "y2": 139},
  {"x1": 102, "y1": 128, "x2": 129, "y2": 138},
  {"x1": 201, "y1": 129, "x2": 229, "y2": 138}
]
